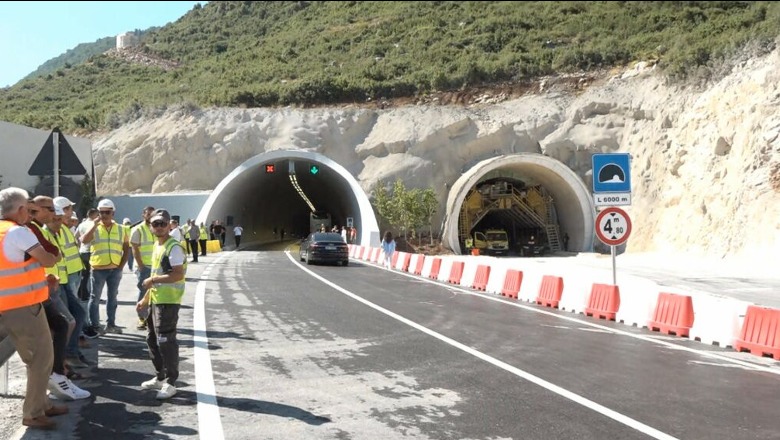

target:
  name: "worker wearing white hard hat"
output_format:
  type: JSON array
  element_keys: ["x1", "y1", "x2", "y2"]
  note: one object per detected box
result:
[{"x1": 81, "y1": 198, "x2": 129, "y2": 336}]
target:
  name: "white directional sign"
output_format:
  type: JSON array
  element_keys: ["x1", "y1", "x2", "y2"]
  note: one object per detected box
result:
[
  {"x1": 595, "y1": 207, "x2": 632, "y2": 246},
  {"x1": 594, "y1": 192, "x2": 632, "y2": 207}
]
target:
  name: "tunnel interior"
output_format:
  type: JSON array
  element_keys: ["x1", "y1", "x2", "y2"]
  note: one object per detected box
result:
[
  {"x1": 446, "y1": 153, "x2": 595, "y2": 255},
  {"x1": 460, "y1": 171, "x2": 564, "y2": 255},
  {"x1": 200, "y1": 158, "x2": 363, "y2": 245}
]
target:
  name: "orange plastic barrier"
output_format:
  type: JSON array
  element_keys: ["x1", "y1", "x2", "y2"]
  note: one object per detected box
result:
[
  {"x1": 471, "y1": 265, "x2": 491, "y2": 291},
  {"x1": 448, "y1": 261, "x2": 465, "y2": 284},
  {"x1": 536, "y1": 275, "x2": 564, "y2": 308},
  {"x1": 429, "y1": 258, "x2": 442, "y2": 279},
  {"x1": 391, "y1": 251, "x2": 400, "y2": 267},
  {"x1": 648, "y1": 292, "x2": 694, "y2": 337},
  {"x1": 501, "y1": 269, "x2": 523, "y2": 299},
  {"x1": 413, "y1": 254, "x2": 425, "y2": 275},
  {"x1": 585, "y1": 283, "x2": 620, "y2": 320},
  {"x1": 735, "y1": 305, "x2": 780, "y2": 360},
  {"x1": 401, "y1": 253, "x2": 412, "y2": 272}
]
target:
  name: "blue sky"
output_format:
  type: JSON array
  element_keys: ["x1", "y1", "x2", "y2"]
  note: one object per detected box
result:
[{"x1": 0, "y1": 1, "x2": 204, "y2": 88}]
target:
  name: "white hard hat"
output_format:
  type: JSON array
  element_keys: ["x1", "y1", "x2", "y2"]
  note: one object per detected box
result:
[
  {"x1": 97, "y1": 199, "x2": 115, "y2": 210},
  {"x1": 122, "y1": 218, "x2": 131, "y2": 224},
  {"x1": 53, "y1": 196, "x2": 75, "y2": 210}
]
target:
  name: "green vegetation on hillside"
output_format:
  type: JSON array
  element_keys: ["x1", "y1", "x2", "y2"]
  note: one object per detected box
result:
[{"x1": 1, "y1": 1, "x2": 778, "y2": 133}]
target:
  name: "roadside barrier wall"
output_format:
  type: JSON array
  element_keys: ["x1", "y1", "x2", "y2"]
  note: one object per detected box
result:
[{"x1": 348, "y1": 252, "x2": 766, "y2": 359}]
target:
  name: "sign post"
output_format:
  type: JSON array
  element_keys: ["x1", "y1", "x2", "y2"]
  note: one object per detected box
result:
[{"x1": 595, "y1": 207, "x2": 632, "y2": 285}]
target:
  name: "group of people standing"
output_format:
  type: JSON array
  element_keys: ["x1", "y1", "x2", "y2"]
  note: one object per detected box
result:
[{"x1": 0, "y1": 187, "x2": 188, "y2": 431}]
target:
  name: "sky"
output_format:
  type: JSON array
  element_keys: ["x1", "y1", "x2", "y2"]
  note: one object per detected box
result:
[{"x1": 0, "y1": 1, "x2": 204, "y2": 88}]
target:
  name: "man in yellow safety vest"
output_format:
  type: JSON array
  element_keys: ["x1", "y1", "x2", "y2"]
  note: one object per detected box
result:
[{"x1": 136, "y1": 209, "x2": 187, "y2": 400}]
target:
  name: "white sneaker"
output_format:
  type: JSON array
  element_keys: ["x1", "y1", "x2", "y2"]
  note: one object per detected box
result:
[
  {"x1": 48, "y1": 373, "x2": 77, "y2": 401},
  {"x1": 141, "y1": 377, "x2": 165, "y2": 390},
  {"x1": 156, "y1": 383, "x2": 177, "y2": 400},
  {"x1": 65, "y1": 378, "x2": 91, "y2": 399}
]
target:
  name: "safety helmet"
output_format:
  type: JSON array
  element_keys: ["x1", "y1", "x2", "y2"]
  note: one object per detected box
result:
[{"x1": 97, "y1": 199, "x2": 115, "y2": 210}]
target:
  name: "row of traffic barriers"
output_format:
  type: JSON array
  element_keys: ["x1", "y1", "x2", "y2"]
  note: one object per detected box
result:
[{"x1": 348, "y1": 245, "x2": 780, "y2": 361}]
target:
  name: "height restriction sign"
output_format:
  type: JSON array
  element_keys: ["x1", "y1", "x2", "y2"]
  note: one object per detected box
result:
[{"x1": 595, "y1": 207, "x2": 632, "y2": 246}]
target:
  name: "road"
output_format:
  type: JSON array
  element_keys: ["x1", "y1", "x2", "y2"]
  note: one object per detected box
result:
[{"x1": 2, "y1": 245, "x2": 779, "y2": 439}]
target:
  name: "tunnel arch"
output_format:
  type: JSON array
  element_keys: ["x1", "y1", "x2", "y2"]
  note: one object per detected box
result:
[
  {"x1": 443, "y1": 153, "x2": 595, "y2": 254},
  {"x1": 196, "y1": 150, "x2": 380, "y2": 247}
]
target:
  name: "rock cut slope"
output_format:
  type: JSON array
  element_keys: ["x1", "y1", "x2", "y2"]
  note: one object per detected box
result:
[{"x1": 94, "y1": 49, "x2": 780, "y2": 259}]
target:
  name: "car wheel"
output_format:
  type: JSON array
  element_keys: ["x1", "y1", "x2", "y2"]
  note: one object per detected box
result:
[
  {"x1": 305, "y1": 253, "x2": 312, "y2": 265},
  {"x1": 341, "y1": 260, "x2": 349, "y2": 266}
]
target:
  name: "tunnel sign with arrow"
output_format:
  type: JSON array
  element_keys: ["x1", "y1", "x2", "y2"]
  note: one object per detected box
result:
[
  {"x1": 309, "y1": 165, "x2": 319, "y2": 175},
  {"x1": 595, "y1": 207, "x2": 632, "y2": 246}
]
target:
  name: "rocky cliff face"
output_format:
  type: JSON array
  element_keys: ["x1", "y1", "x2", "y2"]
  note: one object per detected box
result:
[{"x1": 94, "y1": 50, "x2": 780, "y2": 259}]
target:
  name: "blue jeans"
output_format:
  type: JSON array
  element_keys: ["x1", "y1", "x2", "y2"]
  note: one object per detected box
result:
[
  {"x1": 88, "y1": 268, "x2": 123, "y2": 328},
  {"x1": 136, "y1": 266, "x2": 152, "y2": 318},
  {"x1": 67, "y1": 274, "x2": 88, "y2": 331},
  {"x1": 60, "y1": 283, "x2": 86, "y2": 357}
]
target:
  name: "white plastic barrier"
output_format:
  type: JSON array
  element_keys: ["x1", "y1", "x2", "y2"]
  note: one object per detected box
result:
[
  {"x1": 437, "y1": 257, "x2": 456, "y2": 283},
  {"x1": 688, "y1": 294, "x2": 751, "y2": 348},
  {"x1": 459, "y1": 255, "x2": 494, "y2": 288},
  {"x1": 408, "y1": 254, "x2": 423, "y2": 274},
  {"x1": 614, "y1": 275, "x2": 661, "y2": 327},
  {"x1": 485, "y1": 260, "x2": 513, "y2": 295},
  {"x1": 516, "y1": 261, "x2": 548, "y2": 303},
  {"x1": 393, "y1": 251, "x2": 409, "y2": 271},
  {"x1": 557, "y1": 264, "x2": 608, "y2": 314},
  {"x1": 420, "y1": 255, "x2": 435, "y2": 278}
]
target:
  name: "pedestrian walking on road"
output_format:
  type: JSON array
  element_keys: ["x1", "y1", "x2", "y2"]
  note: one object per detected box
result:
[
  {"x1": 380, "y1": 231, "x2": 396, "y2": 269},
  {"x1": 233, "y1": 224, "x2": 243, "y2": 248},
  {"x1": 136, "y1": 209, "x2": 187, "y2": 400}
]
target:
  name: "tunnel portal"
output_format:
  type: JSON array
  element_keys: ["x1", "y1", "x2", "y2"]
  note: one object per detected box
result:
[
  {"x1": 196, "y1": 150, "x2": 379, "y2": 247},
  {"x1": 444, "y1": 153, "x2": 595, "y2": 255}
]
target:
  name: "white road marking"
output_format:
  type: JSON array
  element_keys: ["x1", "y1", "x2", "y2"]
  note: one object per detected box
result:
[
  {"x1": 287, "y1": 253, "x2": 680, "y2": 440},
  {"x1": 353, "y1": 256, "x2": 780, "y2": 376},
  {"x1": 194, "y1": 254, "x2": 229, "y2": 440}
]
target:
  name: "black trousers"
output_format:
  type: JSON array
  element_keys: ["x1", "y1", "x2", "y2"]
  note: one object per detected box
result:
[
  {"x1": 78, "y1": 252, "x2": 91, "y2": 301},
  {"x1": 146, "y1": 303, "x2": 180, "y2": 385},
  {"x1": 188, "y1": 239, "x2": 198, "y2": 262},
  {"x1": 199, "y1": 239, "x2": 207, "y2": 256},
  {"x1": 235, "y1": 235, "x2": 241, "y2": 247},
  {"x1": 43, "y1": 299, "x2": 69, "y2": 375}
]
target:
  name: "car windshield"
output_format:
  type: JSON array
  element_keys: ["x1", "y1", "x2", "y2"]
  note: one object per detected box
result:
[
  {"x1": 487, "y1": 232, "x2": 506, "y2": 240},
  {"x1": 313, "y1": 233, "x2": 343, "y2": 242}
]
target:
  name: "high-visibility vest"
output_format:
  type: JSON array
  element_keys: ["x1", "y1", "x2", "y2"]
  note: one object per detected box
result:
[
  {"x1": 89, "y1": 222, "x2": 125, "y2": 267},
  {"x1": 149, "y1": 237, "x2": 187, "y2": 304},
  {"x1": 131, "y1": 222, "x2": 154, "y2": 266},
  {"x1": 199, "y1": 226, "x2": 208, "y2": 240},
  {"x1": 0, "y1": 220, "x2": 48, "y2": 312},
  {"x1": 41, "y1": 224, "x2": 68, "y2": 284},
  {"x1": 58, "y1": 226, "x2": 83, "y2": 275}
]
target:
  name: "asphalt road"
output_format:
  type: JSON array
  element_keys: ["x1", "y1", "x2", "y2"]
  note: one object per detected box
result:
[{"x1": 3, "y1": 246, "x2": 779, "y2": 439}]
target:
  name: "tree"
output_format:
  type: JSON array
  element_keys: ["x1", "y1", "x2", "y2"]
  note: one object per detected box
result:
[
  {"x1": 79, "y1": 173, "x2": 96, "y2": 218},
  {"x1": 419, "y1": 189, "x2": 438, "y2": 245}
]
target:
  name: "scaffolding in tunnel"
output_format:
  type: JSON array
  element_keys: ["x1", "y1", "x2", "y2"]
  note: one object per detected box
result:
[{"x1": 458, "y1": 181, "x2": 561, "y2": 252}]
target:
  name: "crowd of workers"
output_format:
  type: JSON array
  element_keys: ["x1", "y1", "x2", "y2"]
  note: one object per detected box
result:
[{"x1": 0, "y1": 187, "x2": 189, "y2": 431}]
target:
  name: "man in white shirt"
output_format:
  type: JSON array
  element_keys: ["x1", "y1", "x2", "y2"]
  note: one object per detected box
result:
[{"x1": 233, "y1": 224, "x2": 244, "y2": 248}]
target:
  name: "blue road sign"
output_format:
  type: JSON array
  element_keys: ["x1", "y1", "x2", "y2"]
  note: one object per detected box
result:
[{"x1": 592, "y1": 153, "x2": 631, "y2": 193}]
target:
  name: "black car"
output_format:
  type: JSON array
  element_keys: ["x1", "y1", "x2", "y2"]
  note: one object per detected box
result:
[{"x1": 299, "y1": 232, "x2": 349, "y2": 266}]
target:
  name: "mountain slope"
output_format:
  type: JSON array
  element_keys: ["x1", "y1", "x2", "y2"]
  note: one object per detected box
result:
[{"x1": 1, "y1": 1, "x2": 778, "y2": 133}]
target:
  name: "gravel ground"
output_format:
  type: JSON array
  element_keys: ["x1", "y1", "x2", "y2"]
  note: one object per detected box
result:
[{"x1": 0, "y1": 353, "x2": 27, "y2": 440}]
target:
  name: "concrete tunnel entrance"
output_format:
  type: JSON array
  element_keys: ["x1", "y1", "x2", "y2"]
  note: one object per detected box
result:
[
  {"x1": 196, "y1": 150, "x2": 380, "y2": 247},
  {"x1": 444, "y1": 154, "x2": 595, "y2": 255}
]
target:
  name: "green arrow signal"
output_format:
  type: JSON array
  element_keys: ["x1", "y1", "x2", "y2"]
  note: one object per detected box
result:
[{"x1": 310, "y1": 165, "x2": 319, "y2": 175}]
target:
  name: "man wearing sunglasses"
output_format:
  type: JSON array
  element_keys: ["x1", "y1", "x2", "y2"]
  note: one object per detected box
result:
[
  {"x1": 82, "y1": 199, "x2": 130, "y2": 336},
  {"x1": 136, "y1": 209, "x2": 187, "y2": 400},
  {"x1": 0, "y1": 188, "x2": 68, "y2": 430}
]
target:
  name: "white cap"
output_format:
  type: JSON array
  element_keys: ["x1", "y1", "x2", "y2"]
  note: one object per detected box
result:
[
  {"x1": 97, "y1": 199, "x2": 115, "y2": 210},
  {"x1": 122, "y1": 218, "x2": 131, "y2": 224},
  {"x1": 53, "y1": 196, "x2": 75, "y2": 210},
  {"x1": 71, "y1": 212, "x2": 78, "y2": 220},
  {"x1": 53, "y1": 205, "x2": 65, "y2": 216}
]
